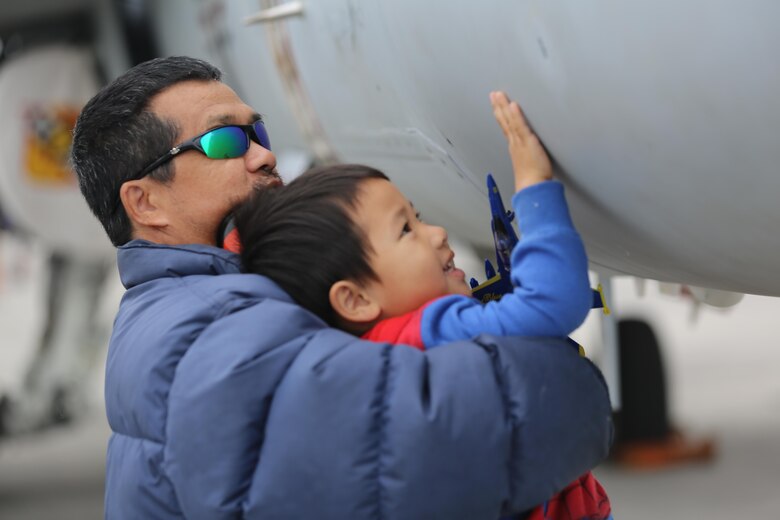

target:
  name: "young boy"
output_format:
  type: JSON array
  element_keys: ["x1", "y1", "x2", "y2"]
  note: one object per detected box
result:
[{"x1": 231, "y1": 92, "x2": 612, "y2": 520}]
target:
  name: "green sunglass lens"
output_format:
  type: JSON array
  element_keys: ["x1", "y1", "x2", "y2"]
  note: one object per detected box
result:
[{"x1": 200, "y1": 126, "x2": 248, "y2": 159}]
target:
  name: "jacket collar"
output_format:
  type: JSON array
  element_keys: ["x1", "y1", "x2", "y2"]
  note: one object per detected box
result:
[{"x1": 117, "y1": 240, "x2": 243, "y2": 289}]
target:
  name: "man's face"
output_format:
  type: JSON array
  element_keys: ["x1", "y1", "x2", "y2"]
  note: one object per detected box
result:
[
  {"x1": 354, "y1": 179, "x2": 472, "y2": 319},
  {"x1": 147, "y1": 80, "x2": 280, "y2": 245}
]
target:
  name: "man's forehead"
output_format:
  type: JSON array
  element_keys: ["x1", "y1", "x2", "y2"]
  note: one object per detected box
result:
[
  {"x1": 149, "y1": 80, "x2": 257, "y2": 131},
  {"x1": 204, "y1": 112, "x2": 262, "y2": 127}
]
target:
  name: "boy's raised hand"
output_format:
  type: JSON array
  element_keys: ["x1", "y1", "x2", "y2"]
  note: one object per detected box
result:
[{"x1": 490, "y1": 91, "x2": 553, "y2": 192}]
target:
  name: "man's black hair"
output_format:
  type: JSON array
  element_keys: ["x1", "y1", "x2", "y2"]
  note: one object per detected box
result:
[
  {"x1": 71, "y1": 56, "x2": 222, "y2": 246},
  {"x1": 234, "y1": 164, "x2": 389, "y2": 325}
]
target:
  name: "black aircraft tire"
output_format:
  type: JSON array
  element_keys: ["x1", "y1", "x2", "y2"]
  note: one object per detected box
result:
[{"x1": 614, "y1": 318, "x2": 671, "y2": 443}]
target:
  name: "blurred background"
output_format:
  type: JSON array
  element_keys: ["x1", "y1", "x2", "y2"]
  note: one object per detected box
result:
[{"x1": 1, "y1": 1, "x2": 779, "y2": 519}]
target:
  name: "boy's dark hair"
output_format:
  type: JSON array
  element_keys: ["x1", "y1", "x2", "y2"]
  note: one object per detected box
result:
[
  {"x1": 234, "y1": 164, "x2": 389, "y2": 325},
  {"x1": 71, "y1": 56, "x2": 222, "y2": 246}
]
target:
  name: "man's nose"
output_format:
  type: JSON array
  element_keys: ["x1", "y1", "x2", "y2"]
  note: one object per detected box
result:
[{"x1": 244, "y1": 140, "x2": 277, "y2": 174}]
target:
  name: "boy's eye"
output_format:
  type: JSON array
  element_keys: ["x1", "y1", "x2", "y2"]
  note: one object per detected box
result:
[
  {"x1": 401, "y1": 222, "x2": 412, "y2": 236},
  {"x1": 415, "y1": 211, "x2": 422, "y2": 222}
]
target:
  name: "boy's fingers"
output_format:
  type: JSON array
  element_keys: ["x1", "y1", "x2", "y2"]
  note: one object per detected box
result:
[
  {"x1": 495, "y1": 91, "x2": 510, "y2": 105},
  {"x1": 508, "y1": 101, "x2": 533, "y2": 140},
  {"x1": 506, "y1": 102, "x2": 521, "y2": 135},
  {"x1": 491, "y1": 91, "x2": 537, "y2": 148},
  {"x1": 491, "y1": 91, "x2": 534, "y2": 142},
  {"x1": 494, "y1": 109, "x2": 511, "y2": 138},
  {"x1": 491, "y1": 91, "x2": 518, "y2": 140},
  {"x1": 490, "y1": 92, "x2": 511, "y2": 137}
]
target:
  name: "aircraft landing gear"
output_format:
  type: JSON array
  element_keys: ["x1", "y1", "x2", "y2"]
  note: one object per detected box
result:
[{"x1": 610, "y1": 318, "x2": 716, "y2": 468}]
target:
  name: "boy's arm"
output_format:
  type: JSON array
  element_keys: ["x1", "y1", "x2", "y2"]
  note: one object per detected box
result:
[
  {"x1": 422, "y1": 92, "x2": 590, "y2": 347},
  {"x1": 422, "y1": 180, "x2": 590, "y2": 347}
]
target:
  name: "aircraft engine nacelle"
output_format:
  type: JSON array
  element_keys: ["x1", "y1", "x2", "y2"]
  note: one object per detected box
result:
[{"x1": 238, "y1": 0, "x2": 780, "y2": 296}]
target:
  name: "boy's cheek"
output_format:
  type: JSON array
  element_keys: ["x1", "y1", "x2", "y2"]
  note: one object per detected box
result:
[{"x1": 448, "y1": 279, "x2": 473, "y2": 297}]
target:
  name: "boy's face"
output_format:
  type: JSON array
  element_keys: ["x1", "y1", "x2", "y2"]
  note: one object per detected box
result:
[{"x1": 354, "y1": 179, "x2": 472, "y2": 319}]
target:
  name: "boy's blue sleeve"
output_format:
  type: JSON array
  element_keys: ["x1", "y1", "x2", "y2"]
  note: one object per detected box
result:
[{"x1": 422, "y1": 181, "x2": 591, "y2": 348}]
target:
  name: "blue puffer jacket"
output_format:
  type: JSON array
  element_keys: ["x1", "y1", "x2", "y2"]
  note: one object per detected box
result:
[{"x1": 105, "y1": 240, "x2": 613, "y2": 520}]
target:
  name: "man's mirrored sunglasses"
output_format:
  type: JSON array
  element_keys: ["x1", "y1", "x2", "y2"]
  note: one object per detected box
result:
[{"x1": 133, "y1": 119, "x2": 271, "y2": 180}]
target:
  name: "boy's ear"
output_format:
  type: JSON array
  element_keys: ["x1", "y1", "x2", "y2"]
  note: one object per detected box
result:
[
  {"x1": 329, "y1": 280, "x2": 381, "y2": 325},
  {"x1": 120, "y1": 180, "x2": 169, "y2": 228}
]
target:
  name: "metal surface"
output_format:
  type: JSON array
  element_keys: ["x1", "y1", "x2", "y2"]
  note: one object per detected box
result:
[
  {"x1": 4, "y1": 0, "x2": 780, "y2": 295},
  {"x1": 253, "y1": 0, "x2": 780, "y2": 295},
  {"x1": 243, "y1": 1, "x2": 304, "y2": 25}
]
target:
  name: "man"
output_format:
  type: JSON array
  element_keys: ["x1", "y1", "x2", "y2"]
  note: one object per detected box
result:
[{"x1": 72, "y1": 56, "x2": 613, "y2": 519}]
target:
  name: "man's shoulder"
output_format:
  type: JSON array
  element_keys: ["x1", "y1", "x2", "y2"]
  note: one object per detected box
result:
[
  {"x1": 117, "y1": 240, "x2": 242, "y2": 285},
  {"x1": 116, "y1": 239, "x2": 286, "y2": 297},
  {"x1": 114, "y1": 240, "x2": 301, "y2": 346}
]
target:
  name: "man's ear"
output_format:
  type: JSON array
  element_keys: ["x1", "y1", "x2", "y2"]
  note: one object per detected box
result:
[
  {"x1": 329, "y1": 280, "x2": 381, "y2": 325},
  {"x1": 120, "y1": 180, "x2": 169, "y2": 228}
]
